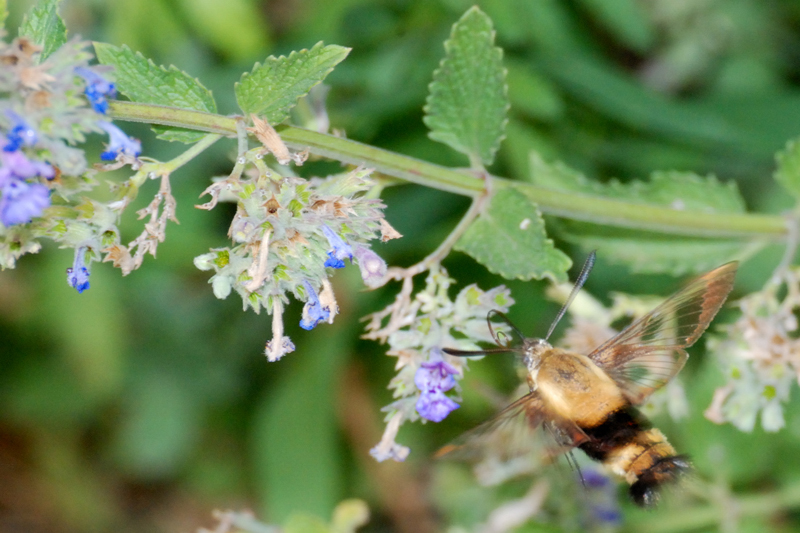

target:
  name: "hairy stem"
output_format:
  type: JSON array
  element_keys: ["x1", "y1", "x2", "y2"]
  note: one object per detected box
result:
[
  {"x1": 161, "y1": 133, "x2": 222, "y2": 173},
  {"x1": 109, "y1": 101, "x2": 787, "y2": 239}
]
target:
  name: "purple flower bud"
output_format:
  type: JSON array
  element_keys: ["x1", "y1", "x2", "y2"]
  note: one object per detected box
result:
[
  {"x1": 354, "y1": 245, "x2": 387, "y2": 288},
  {"x1": 97, "y1": 121, "x2": 141, "y2": 161},
  {"x1": 75, "y1": 67, "x2": 116, "y2": 114},
  {"x1": 300, "y1": 280, "x2": 331, "y2": 330},
  {"x1": 416, "y1": 390, "x2": 460, "y2": 422},
  {"x1": 0, "y1": 179, "x2": 50, "y2": 226},
  {"x1": 66, "y1": 247, "x2": 91, "y2": 293},
  {"x1": 4, "y1": 111, "x2": 37, "y2": 151},
  {"x1": 321, "y1": 225, "x2": 353, "y2": 268}
]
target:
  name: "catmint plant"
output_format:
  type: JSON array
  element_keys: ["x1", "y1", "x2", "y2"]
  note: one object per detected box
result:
[
  {"x1": 9, "y1": 0, "x2": 800, "y2": 529},
  {"x1": 0, "y1": 33, "x2": 140, "y2": 291},
  {"x1": 705, "y1": 266, "x2": 800, "y2": 432},
  {"x1": 364, "y1": 269, "x2": 513, "y2": 461}
]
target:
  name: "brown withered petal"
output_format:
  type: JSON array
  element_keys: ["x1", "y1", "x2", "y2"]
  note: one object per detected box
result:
[
  {"x1": 20, "y1": 66, "x2": 56, "y2": 90},
  {"x1": 264, "y1": 195, "x2": 280, "y2": 214},
  {"x1": 288, "y1": 229, "x2": 309, "y2": 247},
  {"x1": 246, "y1": 114, "x2": 291, "y2": 165},
  {"x1": 102, "y1": 245, "x2": 134, "y2": 275},
  {"x1": 17, "y1": 38, "x2": 41, "y2": 57},
  {"x1": 380, "y1": 218, "x2": 402, "y2": 241},
  {"x1": 26, "y1": 90, "x2": 52, "y2": 109}
]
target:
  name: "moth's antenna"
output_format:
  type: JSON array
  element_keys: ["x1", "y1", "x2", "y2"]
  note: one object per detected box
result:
[
  {"x1": 544, "y1": 250, "x2": 596, "y2": 341},
  {"x1": 443, "y1": 347, "x2": 516, "y2": 357}
]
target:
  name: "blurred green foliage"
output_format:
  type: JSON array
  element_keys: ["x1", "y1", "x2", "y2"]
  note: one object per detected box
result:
[{"x1": 5, "y1": 0, "x2": 800, "y2": 532}]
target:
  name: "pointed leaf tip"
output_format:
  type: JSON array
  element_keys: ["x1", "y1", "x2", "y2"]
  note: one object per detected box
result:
[
  {"x1": 235, "y1": 42, "x2": 350, "y2": 124},
  {"x1": 423, "y1": 7, "x2": 509, "y2": 167}
]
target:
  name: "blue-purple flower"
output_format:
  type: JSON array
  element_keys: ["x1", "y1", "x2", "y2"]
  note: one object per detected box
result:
[
  {"x1": 581, "y1": 468, "x2": 622, "y2": 527},
  {"x1": 416, "y1": 391, "x2": 459, "y2": 423},
  {"x1": 415, "y1": 348, "x2": 460, "y2": 422},
  {"x1": 0, "y1": 179, "x2": 50, "y2": 226},
  {"x1": 0, "y1": 145, "x2": 55, "y2": 226},
  {"x1": 321, "y1": 225, "x2": 353, "y2": 268},
  {"x1": 300, "y1": 280, "x2": 331, "y2": 330},
  {"x1": 0, "y1": 149, "x2": 55, "y2": 184},
  {"x1": 66, "y1": 247, "x2": 91, "y2": 293},
  {"x1": 354, "y1": 245, "x2": 387, "y2": 288},
  {"x1": 97, "y1": 121, "x2": 141, "y2": 161},
  {"x1": 4, "y1": 111, "x2": 37, "y2": 151},
  {"x1": 75, "y1": 67, "x2": 116, "y2": 114}
]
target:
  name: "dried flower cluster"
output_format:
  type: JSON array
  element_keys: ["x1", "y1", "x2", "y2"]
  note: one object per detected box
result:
[
  {"x1": 363, "y1": 267, "x2": 513, "y2": 461},
  {"x1": 705, "y1": 267, "x2": 800, "y2": 432}
]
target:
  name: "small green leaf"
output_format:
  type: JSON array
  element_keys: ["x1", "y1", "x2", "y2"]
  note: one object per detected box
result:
[
  {"x1": 19, "y1": 0, "x2": 67, "y2": 62},
  {"x1": 528, "y1": 153, "x2": 753, "y2": 274},
  {"x1": 562, "y1": 228, "x2": 763, "y2": 275},
  {"x1": 423, "y1": 6, "x2": 509, "y2": 167},
  {"x1": 235, "y1": 42, "x2": 350, "y2": 123},
  {"x1": 93, "y1": 42, "x2": 217, "y2": 143},
  {"x1": 774, "y1": 137, "x2": 800, "y2": 200},
  {"x1": 530, "y1": 152, "x2": 745, "y2": 213},
  {"x1": 455, "y1": 187, "x2": 571, "y2": 282}
]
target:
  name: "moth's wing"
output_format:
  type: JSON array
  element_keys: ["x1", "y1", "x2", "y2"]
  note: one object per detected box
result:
[
  {"x1": 589, "y1": 262, "x2": 737, "y2": 404},
  {"x1": 435, "y1": 390, "x2": 588, "y2": 468}
]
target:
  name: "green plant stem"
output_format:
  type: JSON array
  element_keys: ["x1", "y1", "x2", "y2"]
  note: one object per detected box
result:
[
  {"x1": 109, "y1": 101, "x2": 788, "y2": 239},
  {"x1": 387, "y1": 191, "x2": 487, "y2": 280},
  {"x1": 161, "y1": 133, "x2": 222, "y2": 173}
]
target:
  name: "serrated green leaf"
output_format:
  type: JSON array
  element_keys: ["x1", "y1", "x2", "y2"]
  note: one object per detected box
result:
[
  {"x1": 528, "y1": 153, "x2": 753, "y2": 274},
  {"x1": 423, "y1": 6, "x2": 508, "y2": 167},
  {"x1": 561, "y1": 227, "x2": 764, "y2": 275},
  {"x1": 93, "y1": 42, "x2": 217, "y2": 143},
  {"x1": 455, "y1": 187, "x2": 571, "y2": 282},
  {"x1": 529, "y1": 152, "x2": 745, "y2": 213},
  {"x1": 19, "y1": 0, "x2": 67, "y2": 62},
  {"x1": 235, "y1": 42, "x2": 350, "y2": 124},
  {"x1": 774, "y1": 137, "x2": 800, "y2": 200}
]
